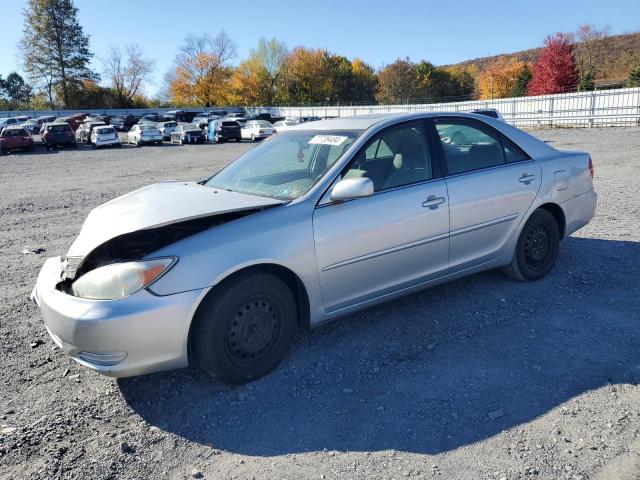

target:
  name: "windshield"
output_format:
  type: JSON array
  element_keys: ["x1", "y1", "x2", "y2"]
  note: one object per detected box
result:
[
  {"x1": 2, "y1": 128, "x2": 28, "y2": 136},
  {"x1": 47, "y1": 124, "x2": 71, "y2": 132},
  {"x1": 139, "y1": 124, "x2": 158, "y2": 130},
  {"x1": 206, "y1": 130, "x2": 361, "y2": 200}
]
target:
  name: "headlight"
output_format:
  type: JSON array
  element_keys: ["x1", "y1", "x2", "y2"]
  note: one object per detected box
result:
[{"x1": 70, "y1": 258, "x2": 176, "y2": 300}]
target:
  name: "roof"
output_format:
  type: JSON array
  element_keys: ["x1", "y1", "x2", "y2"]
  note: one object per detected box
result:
[{"x1": 290, "y1": 111, "x2": 491, "y2": 131}]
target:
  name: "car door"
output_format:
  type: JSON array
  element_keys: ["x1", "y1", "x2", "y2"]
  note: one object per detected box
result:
[
  {"x1": 432, "y1": 116, "x2": 541, "y2": 271},
  {"x1": 313, "y1": 121, "x2": 449, "y2": 313}
]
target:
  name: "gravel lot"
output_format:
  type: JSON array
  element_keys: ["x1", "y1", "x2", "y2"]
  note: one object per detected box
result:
[{"x1": 1, "y1": 128, "x2": 639, "y2": 480}]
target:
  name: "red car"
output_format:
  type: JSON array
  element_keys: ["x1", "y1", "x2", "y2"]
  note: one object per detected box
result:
[
  {"x1": 60, "y1": 113, "x2": 88, "y2": 131},
  {"x1": 0, "y1": 127, "x2": 34, "y2": 154}
]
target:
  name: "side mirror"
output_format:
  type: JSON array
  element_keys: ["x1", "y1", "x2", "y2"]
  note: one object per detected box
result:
[{"x1": 330, "y1": 177, "x2": 374, "y2": 202}]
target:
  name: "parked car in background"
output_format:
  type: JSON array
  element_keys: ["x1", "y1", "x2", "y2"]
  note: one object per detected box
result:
[
  {"x1": 37, "y1": 115, "x2": 57, "y2": 125},
  {"x1": 213, "y1": 120, "x2": 242, "y2": 142},
  {"x1": 191, "y1": 115, "x2": 211, "y2": 130},
  {"x1": 138, "y1": 113, "x2": 160, "y2": 124},
  {"x1": 170, "y1": 124, "x2": 205, "y2": 145},
  {"x1": 41, "y1": 122, "x2": 77, "y2": 149},
  {"x1": 110, "y1": 115, "x2": 137, "y2": 132},
  {"x1": 157, "y1": 121, "x2": 178, "y2": 140},
  {"x1": 22, "y1": 119, "x2": 42, "y2": 135},
  {"x1": 128, "y1": 123, "x2": 163, "y2": 146},
  {"x1": 62, "y1": 113, "x2": 88, "y2": 131},
  {"x1": 471, "y1": 109, "x2": 505, "y2": 121},
  {"x1": 75, "y1": 120, "x2": 106, "y2": 143},
  {"x1": 241, "y1": 120, "x2": 275, "y2": 141},
  {"x1": 15, "y1": 115, "x2": 31, "y2": 123},
  {"x1": 272, "y1": 119, "x2": 299, "y2": 132},
  {"x1": 0, "y1": 126, "x2": 34, "y2": 154},
  {"x1": 90, "y1": 126, "x2": 121, "y2": 148},
  {"x1": 86, "y1": 113, "x2": 111, "y2": 125},
  {"x1": 30, "y1": 112, "x2": 598, "y2": 385},
  {"x1": 206, "y1": 110, "x2": 227, "y2": 118},
  {"x1": 245, "y1": 112, "x2": 284, "y2": 123},
  {"x1": 223, "y1": 112, "x2": 247, "y2": 124},
  {"x1": 0, "y1": 117, "x2": 21, "y2": 133},
  {"x1": 162, "y1": 110, "x2": 184, "y2": 121}
]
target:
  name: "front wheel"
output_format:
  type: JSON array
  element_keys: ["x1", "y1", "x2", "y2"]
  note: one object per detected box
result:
[
  {"x1": 235, "y1": 137, "x2": 241, "y2": 143},
  {"x1": 503, "y1": 209, "x2": 560, "y2": 281},
  {"x1": 192, "y1": 272, "x2": 297, "y2": 385}
]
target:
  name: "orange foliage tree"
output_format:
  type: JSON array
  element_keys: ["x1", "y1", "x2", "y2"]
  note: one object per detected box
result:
[{"x1": 478, "y1": 61, "x2": 528, "y2": 99}]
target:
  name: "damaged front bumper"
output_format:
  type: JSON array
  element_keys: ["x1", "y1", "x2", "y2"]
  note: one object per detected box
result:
[{"x1": 31, "y1": 256, "x2": 208, "y2": 378}]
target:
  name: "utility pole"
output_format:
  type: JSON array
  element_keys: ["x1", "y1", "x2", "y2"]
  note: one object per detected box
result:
[{"x1": 490, "y1": 76, "x2": 494, "y2": 100}]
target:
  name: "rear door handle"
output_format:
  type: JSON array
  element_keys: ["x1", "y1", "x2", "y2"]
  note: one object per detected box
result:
[
  {"x1": 519, "y1": 174, "x2": 537, "y2": 184},
  {"x1": 422, "y1": 195, "x2": 446, "y2": 209}
]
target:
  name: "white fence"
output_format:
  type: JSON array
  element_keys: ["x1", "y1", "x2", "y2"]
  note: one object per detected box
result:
[
  {"x1": 2, "y1": 87, "x2": 640, "y2": 128},
  {"x1": 262, "y1": 87, "x2": 640, "y2": 128}
]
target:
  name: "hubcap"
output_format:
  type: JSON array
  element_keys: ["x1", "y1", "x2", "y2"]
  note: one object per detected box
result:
[
  {"x1": 226, "y1": 297, "x2": 280, "y2": 365},
  {"x1": 524, "y1": 224, "x2": 549, "y2": 267}
]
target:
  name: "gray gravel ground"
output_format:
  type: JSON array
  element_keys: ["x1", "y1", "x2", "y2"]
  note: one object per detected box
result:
[{"x1": 0, "y1": 128, "x2": 639, "y2": 480}]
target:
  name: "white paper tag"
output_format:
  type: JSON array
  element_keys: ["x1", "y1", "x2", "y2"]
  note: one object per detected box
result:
[{"x1": 308, "y1": 135, "x2": 348, "y2": 146}]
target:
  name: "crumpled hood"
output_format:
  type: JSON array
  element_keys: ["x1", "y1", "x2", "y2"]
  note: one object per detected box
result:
[{"x1": 67, "y1": 181, "x2": 283, "y2": 257}]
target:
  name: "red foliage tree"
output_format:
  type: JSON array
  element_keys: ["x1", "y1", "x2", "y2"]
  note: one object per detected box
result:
[{"x1": 528, "y1": 33, "x2": 580, "y2": 95}]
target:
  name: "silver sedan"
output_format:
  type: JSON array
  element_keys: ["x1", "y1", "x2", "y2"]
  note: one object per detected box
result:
[{"x1": 32, "y1": 112, "x2": 597, "y2": 384}]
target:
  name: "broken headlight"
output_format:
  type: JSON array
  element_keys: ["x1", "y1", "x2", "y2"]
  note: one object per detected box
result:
[{"x1": 70, "y1": 258, "x2": 176, "y2": 300}]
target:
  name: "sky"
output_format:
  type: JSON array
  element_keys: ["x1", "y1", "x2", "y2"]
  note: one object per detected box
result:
[{"x1": 1, "y1": 0, "x2": 639, "y2": 96}]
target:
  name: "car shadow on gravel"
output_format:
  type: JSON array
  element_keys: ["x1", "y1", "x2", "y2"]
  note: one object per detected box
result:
[{"x1": 119, "y1": 237, "x2": 640, "y2": 456}]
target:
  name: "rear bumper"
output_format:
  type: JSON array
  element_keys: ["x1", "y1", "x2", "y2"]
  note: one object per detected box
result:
[
  {"x1": 31, "y1": 256, "x2": 208, "y2": 378},
  {"x1": 562, "y1": 188, "x2": 598, "y2": 237},
  {"x1": 94, "y1": 138, "x2": 121, "y2": 146}
]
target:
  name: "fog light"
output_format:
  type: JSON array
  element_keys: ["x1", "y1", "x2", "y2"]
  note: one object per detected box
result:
[{"x1": 77, "y1": 351, "x2": 127, "y2": 366}]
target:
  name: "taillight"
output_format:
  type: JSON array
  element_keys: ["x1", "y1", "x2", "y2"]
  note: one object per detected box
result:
[{"x1": 588, "y1": 156, "x2": 594, "y2": 178}]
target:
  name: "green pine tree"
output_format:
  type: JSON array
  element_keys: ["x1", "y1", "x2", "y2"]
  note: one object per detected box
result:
[
  {"x1": 628, "y1": 64, "x2": 640, "y2": 87},
  {"x1": 510, "y1": 63, "x2": 532, "y2": 97},
  {"x1": 20, "y1": 0, "x2": 97, "y2": 108},
  {"x1": 579, "y1": 71, "x2": 596, "y2": 91}
]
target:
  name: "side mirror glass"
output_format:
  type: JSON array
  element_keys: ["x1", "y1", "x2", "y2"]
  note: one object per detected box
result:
[{"x1": 330, "y1": 177, "x2": 374, "y2": 202}]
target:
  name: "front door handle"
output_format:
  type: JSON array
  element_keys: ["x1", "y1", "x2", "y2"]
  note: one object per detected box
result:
[
  {"x1": 422, "y1": 195, "x2": 446, "y2": 209},
  {"x1": 519, "y1": 174, "x2": 537, "y2": 184}
]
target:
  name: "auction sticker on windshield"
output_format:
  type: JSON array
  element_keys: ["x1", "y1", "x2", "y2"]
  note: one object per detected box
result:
[{"x1": 308, "y1": 135, "x2": 348, "y2": 146}]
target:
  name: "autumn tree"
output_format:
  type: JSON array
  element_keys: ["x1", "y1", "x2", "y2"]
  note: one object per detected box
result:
[
  {"x1": 444, "y1": 64, "x2": 477, "y2": 98},
  {"x1": 102, "y1": 44, "x2": 155, "y2": 107},
  {"x1": 170, "y1": 32, "x2": 236, "y2": 106},
  {"x1": 376, "y1": 58, "x2": 417, "y2": 104},
  {"x1": 21, "y1": 0, "x2": 97, "y2": 108},
  {"x1": 528, "y1": 33, "x2": 580, "y2": 95},
  {"x1": 573, "y1": 24, "x2": 609, "y2": 89},
  {"x1": 478, "y1": 61, "x2": 528, "y2": 99},
  {"x1": 350, "y1": 58, "x2": 377, "y2": 103},
  {"x1": 281, "y1": 47, "x2": 333, "y2": 104},
  {"x1": 231, "y1": 38, "x2": 288, "y2": 105}
]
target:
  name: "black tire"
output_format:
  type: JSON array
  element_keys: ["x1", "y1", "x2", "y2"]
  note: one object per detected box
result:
[
  {"x1": 235, "y1": 137, "x2": 241, "y2": 143},
  {"x1": 503, "y1": 209, "x2": 560, "y2": 281},
  {"x1": 192, "y1": 272, "x2": 297, "y2": 385}
]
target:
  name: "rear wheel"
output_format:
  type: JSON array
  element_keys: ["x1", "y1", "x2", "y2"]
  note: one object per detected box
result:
[
  {"x1": 235, "y1": 136, "x2": 241, "y2": 143},
  {"x1": 503, "y1": 209, "x2": 560, "y2": 281},
  {"x1": 192, "y1": 272, "x2": 297, "y2": 385}
]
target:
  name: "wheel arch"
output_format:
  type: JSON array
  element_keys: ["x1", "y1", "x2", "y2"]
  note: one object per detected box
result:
[
  {"x1": 536, "y1": 202, "x2": 566, "y2": 239},
  {"x1": 187, "y1": 263, "x2": 311, "y2": 363}
]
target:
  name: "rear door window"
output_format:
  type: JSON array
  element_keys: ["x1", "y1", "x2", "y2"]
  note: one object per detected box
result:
[{"x1": 434, "y1": 118, "x2": 529, "y2": 175}]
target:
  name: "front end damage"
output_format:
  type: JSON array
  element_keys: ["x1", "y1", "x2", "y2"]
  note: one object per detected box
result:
[{"x1": 32, "y1": 181, "x2": 284, "y2": 376}]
